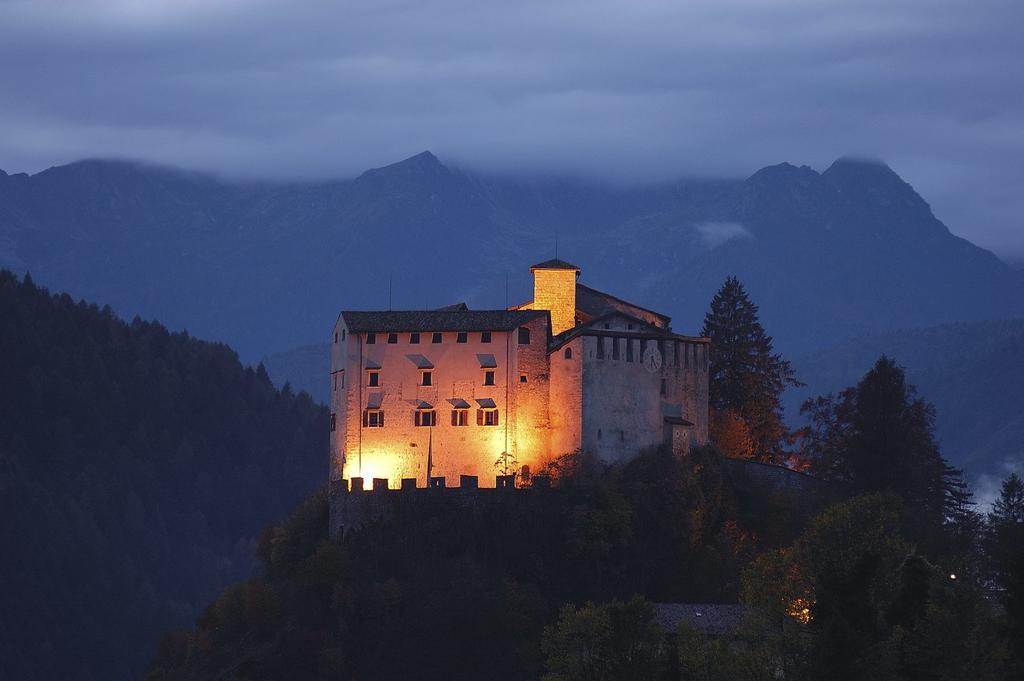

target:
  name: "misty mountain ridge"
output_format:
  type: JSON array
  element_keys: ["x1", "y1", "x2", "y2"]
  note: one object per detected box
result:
[
  {"x1": 787, "y1": 317, "x2": 1024, "y2": 478},
  {"x1": 1, "y1": 151, "x2": 1021, "y2": 361}
]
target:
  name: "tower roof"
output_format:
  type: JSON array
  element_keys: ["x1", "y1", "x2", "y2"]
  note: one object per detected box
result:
[{"x1": 530, "y1": 258, "x2": 580, "y2": 272}]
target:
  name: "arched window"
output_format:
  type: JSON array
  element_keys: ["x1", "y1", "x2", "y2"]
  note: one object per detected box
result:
[{"x1": 564, "y1": 347, "x2": 572, "y2": 359}]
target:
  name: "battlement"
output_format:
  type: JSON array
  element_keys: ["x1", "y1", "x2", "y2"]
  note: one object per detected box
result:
[{"x1": 329, "y1": 474, "x2": 553, "y2": 538}]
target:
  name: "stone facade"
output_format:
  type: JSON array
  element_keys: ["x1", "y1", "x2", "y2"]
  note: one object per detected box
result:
[{"x1": 329, "y1": 259, "x2": 709, "y2": 494}]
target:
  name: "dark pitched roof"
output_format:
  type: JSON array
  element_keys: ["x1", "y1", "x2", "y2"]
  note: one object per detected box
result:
[
  {"x1": 341, "y1": 309, "x2": 547, "y2": 333},
  {"x1": 576, "y1": 283, "x2": 670, "y2": 328},
  {"x1": 530, "y1": 258, "x2": 580, "y2": 271},
  {"x1": 653, "y1": 603, "x2": 748, "y2": 636},
  {"x1": 664, "y1": 416, "x2": 695, "y2": 426}
]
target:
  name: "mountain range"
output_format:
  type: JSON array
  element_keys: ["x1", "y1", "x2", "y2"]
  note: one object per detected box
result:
[{"x1": 2, "y1": 151, "x2": 1022, "y2": 362}]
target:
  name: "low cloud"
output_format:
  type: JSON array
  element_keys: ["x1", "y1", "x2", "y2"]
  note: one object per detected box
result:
[
  {"x1": 973, "y1": 456, "x2": 1024, "y2": 512},
  {"x1": 0, "y1": 0, "x2": 1022, "y2": 258},
  {"x1": 694, "y1": 222, "x2": 755, "y2": 249}
]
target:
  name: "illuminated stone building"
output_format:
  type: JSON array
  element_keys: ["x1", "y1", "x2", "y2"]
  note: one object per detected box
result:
[{"x1": 329, "y1": 259, "x2": 709, "y2": 489}]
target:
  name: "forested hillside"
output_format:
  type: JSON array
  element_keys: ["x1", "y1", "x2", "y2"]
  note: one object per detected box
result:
[{"x1": 0, "y1": 271, "x2": 327, "y2": 681}]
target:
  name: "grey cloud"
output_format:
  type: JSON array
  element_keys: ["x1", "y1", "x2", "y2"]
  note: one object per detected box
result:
[
  {"x1": 694, "y1": 222, "x2": 755, "y2": 249},
  {"x1": 0, "y1": 0, "x2": 1022, "y2": 257}
]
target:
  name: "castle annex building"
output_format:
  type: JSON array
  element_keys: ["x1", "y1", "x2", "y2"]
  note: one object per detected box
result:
[{"x1": 329, "y1": 260, "x2": 709, "y2": 489}]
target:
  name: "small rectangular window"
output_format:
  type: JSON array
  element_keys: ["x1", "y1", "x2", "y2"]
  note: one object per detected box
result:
[
  {"x1": 333, "y1": 372, "x2": 338, "y2": 390},
  {"x1": 387, "y1": 333, "x2": 398, "y2": 344},
  {"x1": 330, "y1": 412, "x2": 336, "y2": 432},
  {"x1": 366, "y1": 333, "x2": 376, "y2": 344},
  {"x1": 518, "y1": 327, "x2": 531, "y2": 344},
  {"x1": 415, "y1": 410, "x2": 437, "y2": 427},
  {"x1": 368, "y1": 371, "x2": 380, "y2": 387},
  {"x1": 410, "y1": 333, "x2": 420, "y2": 344},
  {"x1": 451, "y1": 410, "x2": 467, "y2": 426},
  {"x1": 432, "y1": 332, "x2": 443, "y2": 344},
  {"x1": 519, "y1": 373, "x2": 527, "y2": 383},
  {"x1": 363, "y1": 410, "x2": 384, "y2": 427},
  {"x1": 421, "y1": 371, "x2": 432, "y2": 386},
  {"x1": 481, "y1": 331, "x2": 492, "y2": 343},
  {"x1": 334, "y1": 332, "x2": 338, "y2": 344},
  {"x1": 484, "y1": 370, "x2": 495, "y2": 386},
  {"x1": 477, "y1": 409, "x2": 499, "y2": 426},
  {"x1": 457, "y1": 332, "x2": 468, "y2": 343},
  {"x1": 627, "y1": 323, "x2": 634, "y2": 330}
]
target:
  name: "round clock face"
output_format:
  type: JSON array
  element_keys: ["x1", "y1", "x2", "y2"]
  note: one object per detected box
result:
[{"x1": 642, "y1": 345, "x2": 663, "y2": 373}]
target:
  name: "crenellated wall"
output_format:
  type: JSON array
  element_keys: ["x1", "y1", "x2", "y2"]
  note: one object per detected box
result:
[{"x1": 579, "y1": 333, "x2": 708, "y2": 463}]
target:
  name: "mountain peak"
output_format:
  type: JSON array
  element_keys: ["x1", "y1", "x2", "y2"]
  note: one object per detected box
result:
[
  {"x1": 359, "y1": 150, "x2": 448, "y2": 181},
  {"x1": 823, "y1": 156, "x2": 895, "y2": 177},
  {"x1": 746, "y1": 161, "x2": 819, "y2": 185},
  {"x1": 822, "y1": 156, "x2": 920, "y2": 202}
]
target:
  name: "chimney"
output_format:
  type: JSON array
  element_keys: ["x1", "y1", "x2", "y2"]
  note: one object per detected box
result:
[{"x1": 530, "y1": 259, "x2": 580, "y2": 335}]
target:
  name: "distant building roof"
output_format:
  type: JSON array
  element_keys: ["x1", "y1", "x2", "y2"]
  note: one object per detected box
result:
[
  {"x1": 653, "y1": 603, "x2": 748, "y2": 637},
  {"x1": 341, "y1": 309, "x2": 546, "y2": 333},
  {"x1": 530, "y1": 258, "x2": 581, "y2": 272}
]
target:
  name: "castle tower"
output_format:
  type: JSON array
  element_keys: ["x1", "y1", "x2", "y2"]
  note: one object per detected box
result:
[{"x1": 530, "y1": 259, "x2": 580, "y2": 335}]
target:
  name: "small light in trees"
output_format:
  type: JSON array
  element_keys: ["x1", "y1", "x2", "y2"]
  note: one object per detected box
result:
[
  {"x1": 787, "y1": 597, "x2": 813, "y2": 624},
  {"x1": 949, "y1": 573, "x2": 957, "y2": 580}
]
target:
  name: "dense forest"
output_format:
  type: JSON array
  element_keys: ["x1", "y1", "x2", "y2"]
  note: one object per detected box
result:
[
  {"x1": 148, "y1": 446, "x2": 819, "y2": 680},
  {"x1": 147, "y1": 443, "x2": 1024, "y2": 681},
  {"x1": 0, "y1": 271, "x2": 327, "y2": 681}
]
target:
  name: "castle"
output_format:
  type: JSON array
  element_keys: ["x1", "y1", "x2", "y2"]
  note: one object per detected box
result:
[{"x1": 329, "y1": 259, "x2": 709, "y2": 490}]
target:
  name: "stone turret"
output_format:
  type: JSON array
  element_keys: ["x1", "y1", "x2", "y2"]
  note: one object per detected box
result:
[{"x1": 530, "y1": 259, "x2": 580, "y2": 335}]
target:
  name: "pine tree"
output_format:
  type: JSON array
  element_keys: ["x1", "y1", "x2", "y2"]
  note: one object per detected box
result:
[{"x1": 701, "y1": 276, "x2": 800, "y2": 462}]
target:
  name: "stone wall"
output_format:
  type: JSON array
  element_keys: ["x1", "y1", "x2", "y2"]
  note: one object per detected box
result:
[
  {"x1": 330, "y1": 318, "x2": 552, "y2": 489},
  {"x1": 723, "y1": 458, "x2": 836, "y2": 508},
  {"x1": 579, "y1": 333, "x2": 709, "y2": 463},
  {"x1": 532, "y1": 268, "x2": 578, "y2": 335},
  {"x1": 548, "y1": 336, "x2": 583, "y2": 457}
]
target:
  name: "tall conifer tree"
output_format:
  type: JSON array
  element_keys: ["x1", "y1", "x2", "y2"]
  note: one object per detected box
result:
[{"x1": 701, "y1": 276, "x2": 799, "y2": 462}]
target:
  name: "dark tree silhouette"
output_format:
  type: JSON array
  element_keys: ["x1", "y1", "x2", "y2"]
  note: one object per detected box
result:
[
  {"x1": 801, "y1": 356, "x2": 957, "y2": 518},
  {"x1": 702, "y1": 276, "x2": 800, "y2": 462}
]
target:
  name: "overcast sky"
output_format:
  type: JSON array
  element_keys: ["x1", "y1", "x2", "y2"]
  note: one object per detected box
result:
[{"x1": 1, "y1": 0, "x2": 1021, "y2": 258}]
